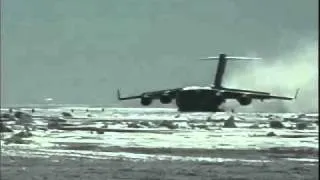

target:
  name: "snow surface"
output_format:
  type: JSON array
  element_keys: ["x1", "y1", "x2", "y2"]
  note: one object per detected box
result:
[{"x1": 1, "y1": 107, "x2": 318, "y2": 163}]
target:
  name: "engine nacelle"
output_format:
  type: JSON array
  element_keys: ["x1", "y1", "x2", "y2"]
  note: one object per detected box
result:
[
  {"x1": 237, "y1": 95, "x2": 252, "y2": 106},
  {"x1": 140, "y1": 96, "x2": 152, "y2": 106},
  {"x1": 215, "y1": 91, "x2": 223, "y2": 97},
  {"x1": 160, "y1": 94, "x2": 172, "y2": 104}
]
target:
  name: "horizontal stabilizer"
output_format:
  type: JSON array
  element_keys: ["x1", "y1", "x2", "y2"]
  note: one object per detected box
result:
[{"x1": 200, "y1": 56, "x2": 262, "y2": 60}]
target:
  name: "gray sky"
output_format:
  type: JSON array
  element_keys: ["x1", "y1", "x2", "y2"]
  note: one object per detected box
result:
[{"x1": 1, "y1": 0, "x2": 318, "y2": 112}]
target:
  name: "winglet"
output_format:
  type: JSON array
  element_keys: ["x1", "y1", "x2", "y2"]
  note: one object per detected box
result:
[
  {"x1": 117, "y1": 89, "x2": 121, "y2": 100},
  {"x1": 294, "y1": 88, "x2": 300, "y2": 100}
]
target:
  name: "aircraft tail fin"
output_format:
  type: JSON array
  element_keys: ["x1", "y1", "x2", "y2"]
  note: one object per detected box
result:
[{"x1": 200, "y1": 54, "x2": 262, "y2": 88}]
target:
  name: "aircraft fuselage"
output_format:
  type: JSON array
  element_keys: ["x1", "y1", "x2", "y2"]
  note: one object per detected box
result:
[{"x1": 175, "y1": 88, "x2": 225, "y2": 112}]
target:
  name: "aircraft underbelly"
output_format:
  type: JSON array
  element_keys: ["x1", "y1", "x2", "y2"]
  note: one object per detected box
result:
[{"x1": 175, "y1": 90, "x2": 224, "y2": 112}]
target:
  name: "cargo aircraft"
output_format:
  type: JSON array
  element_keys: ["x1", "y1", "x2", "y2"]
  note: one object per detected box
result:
[{"x1": 117, "y1": 54, "x2": 299, "y2": 112}]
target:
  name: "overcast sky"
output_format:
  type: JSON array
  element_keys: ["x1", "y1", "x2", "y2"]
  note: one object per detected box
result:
[{"x1": 1, "y1": 0, "x2": 318, "y2": 112}]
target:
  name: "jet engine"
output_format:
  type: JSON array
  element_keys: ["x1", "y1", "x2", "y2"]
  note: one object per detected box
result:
[
  {"x1": 237, "y1": 95, "x2": 252, "y2": 106},
  {"x1": 140, "y1": 96, "x2": 152, "y2": 106},
  {"x1": 160, "y1": 93, "x2": 172, "y2": 104},
  {"x1": 215, "y1": 91, "x2": 224, "y2": 97}
]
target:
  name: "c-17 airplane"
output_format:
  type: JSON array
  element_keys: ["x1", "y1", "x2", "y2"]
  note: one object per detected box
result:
[{"x1": 117, "y1": 53, "x2": 300, "y2": 112}]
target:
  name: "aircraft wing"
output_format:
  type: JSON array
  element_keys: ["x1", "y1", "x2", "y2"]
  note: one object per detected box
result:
[
  {"x1": 215, "y1": 88, "x2": 300, "y2": 101},
  {"x1": 117, "y1": 88, "x2": 182, "y2": 100},
  {"x1": 219, "y1": 87, "x2": 271, "y2": 95}
]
